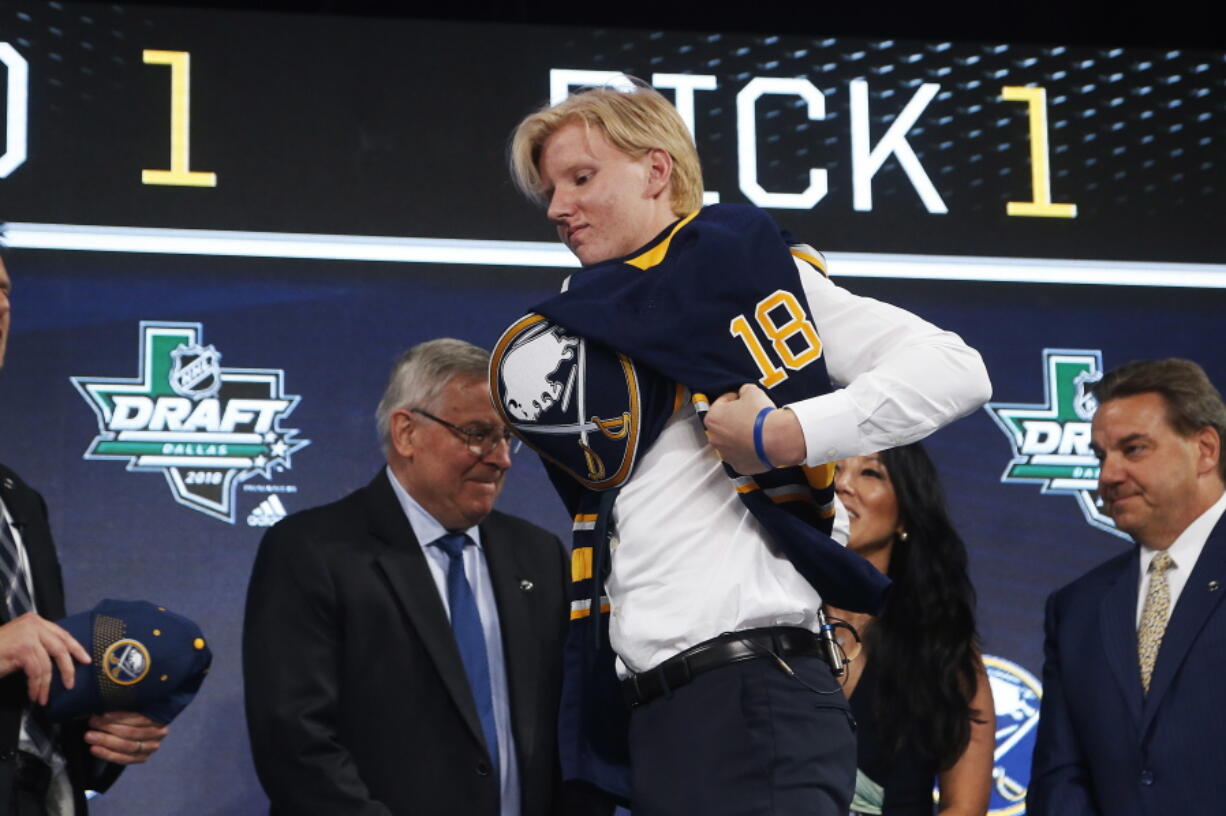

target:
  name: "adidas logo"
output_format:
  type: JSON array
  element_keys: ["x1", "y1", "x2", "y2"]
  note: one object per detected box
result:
[{"x1": 247, "y1": 495, "x2": 288, "y2": 527}]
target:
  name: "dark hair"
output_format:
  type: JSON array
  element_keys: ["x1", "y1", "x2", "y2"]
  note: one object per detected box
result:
[
  {"x1": 867, "y1": 442, "x2": 982, "y2": 770},
  {"x1": 1094, "y1": 358, "x2": 1226, "y2": 479}
]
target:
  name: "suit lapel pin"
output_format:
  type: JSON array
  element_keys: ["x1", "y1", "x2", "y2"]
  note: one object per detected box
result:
[
  {"x1": 1209, "y1": 580, "x2": 1221, "y2": 592},
  {"x1": 519, "y1": 579, "x2": 534, "y2": 592},
  {"x1": 1, "y1": 478, "x2": 12, "y2": 490}
]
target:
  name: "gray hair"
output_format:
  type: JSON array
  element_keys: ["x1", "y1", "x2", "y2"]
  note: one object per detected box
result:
[
  {"x1": 376, "y1": 338, "x2": 491, "y2": 450},
  {"x1": 1095, "y1": 357, "x2": 1226, "y2": 479}
]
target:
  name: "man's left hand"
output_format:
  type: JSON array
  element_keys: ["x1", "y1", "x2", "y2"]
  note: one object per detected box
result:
[
  {"x1": 84, "y1": 711, "x2": 169, "y2": 765},
  {"x1": 706, "y1": 384, "x2": 806, "y2": 474}
]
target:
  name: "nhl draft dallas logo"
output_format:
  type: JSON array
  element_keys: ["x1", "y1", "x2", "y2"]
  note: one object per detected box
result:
[
  {"x1": 985, "y1": 349, "x2": 1125, "y2": 538},
  {"x1": 72, "y1": 322, "x2": 309, "y2": 523}
]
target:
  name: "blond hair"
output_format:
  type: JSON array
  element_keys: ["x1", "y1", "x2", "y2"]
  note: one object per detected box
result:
[{"x1": 509, "y1": 80, "x2": 704, "y2": 216}]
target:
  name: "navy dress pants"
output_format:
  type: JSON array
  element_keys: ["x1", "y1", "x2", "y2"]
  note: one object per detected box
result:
[{"x1": 628, "y1": 654, "x2": 856, "y2": 816}]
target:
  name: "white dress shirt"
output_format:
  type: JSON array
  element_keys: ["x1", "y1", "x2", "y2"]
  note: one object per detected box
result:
[
  {"x1": 386, "y1": 468, "x2": 520, "y2": 816},
  {"x1": 1135, "y1": 489, "x2": 1226, "y2": 628},
  {"x1": 606, "y1": 257, "x2": 992, "y2": 676}
]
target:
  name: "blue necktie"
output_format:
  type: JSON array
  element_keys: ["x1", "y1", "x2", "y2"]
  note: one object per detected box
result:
[{"x1": 435, "y1": 532, "x2": 500, "y2": 777}]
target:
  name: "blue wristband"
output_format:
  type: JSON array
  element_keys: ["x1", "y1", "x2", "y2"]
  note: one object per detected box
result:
[{"x1": 753, "y1": 406, "x2": 774, "y2": 470}]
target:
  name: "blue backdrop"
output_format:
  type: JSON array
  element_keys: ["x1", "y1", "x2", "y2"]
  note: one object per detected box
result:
[{"x1": 1, "y1": 3, "x2": 1224, "y2": 813}]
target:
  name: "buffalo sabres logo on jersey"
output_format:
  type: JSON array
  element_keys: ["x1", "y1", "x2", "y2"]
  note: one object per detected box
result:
[{"x1": 491, "y1": 314, "x2": 641, "y2": 489}]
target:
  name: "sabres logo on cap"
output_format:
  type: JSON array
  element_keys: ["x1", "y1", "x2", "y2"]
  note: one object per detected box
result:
[{"x1": 103, "y1": 639, "x2": 152, "y2": 686}]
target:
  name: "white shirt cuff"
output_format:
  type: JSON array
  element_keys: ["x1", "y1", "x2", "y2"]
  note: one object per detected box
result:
[{"x1": 788, "y1": 389, "x2": 861, "y2": 466}]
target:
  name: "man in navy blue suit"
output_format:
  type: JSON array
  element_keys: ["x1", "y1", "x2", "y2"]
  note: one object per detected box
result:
[{"x1": 1029, "y1": 358, "x2": 1226, "y2": 816}]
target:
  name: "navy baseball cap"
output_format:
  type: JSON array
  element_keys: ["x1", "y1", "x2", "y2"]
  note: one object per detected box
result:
[{"x1": 45, "y1": 599, "x2": 212, "y2": 724}]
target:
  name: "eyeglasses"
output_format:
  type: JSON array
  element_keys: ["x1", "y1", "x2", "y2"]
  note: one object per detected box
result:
[{"x1": 411, "y1": 408, "x2": 514, "y2": 458}]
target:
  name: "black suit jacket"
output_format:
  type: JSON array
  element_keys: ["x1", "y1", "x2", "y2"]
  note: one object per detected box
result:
[
  {"x1": 243, "y1": 469, "x2": 569, "y2": 816},
  {"x1": 0, "y1": 462, "x2": 122, "y2": 813},
  {"x1": 1028, "y1": 513, "x2": 1226, "y2": 816}
]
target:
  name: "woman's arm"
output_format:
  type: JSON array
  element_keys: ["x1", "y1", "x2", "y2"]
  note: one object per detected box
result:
[{"x1": 936, "y1": 663, "x2": 995, "y2": 816}]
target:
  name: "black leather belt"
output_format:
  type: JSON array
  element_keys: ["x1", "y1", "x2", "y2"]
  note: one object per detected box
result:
[
  {"x1": 621, "y1": 626, "x2": 825, "y2": 708},
  {"x1": 15, "y1": 750, "x2": 51, "y2": 795}
]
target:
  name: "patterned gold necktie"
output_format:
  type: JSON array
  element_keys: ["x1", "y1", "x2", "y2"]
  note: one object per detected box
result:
[{"x1": 1138, "y1": 551, "x2": 1175, "y2": 694}]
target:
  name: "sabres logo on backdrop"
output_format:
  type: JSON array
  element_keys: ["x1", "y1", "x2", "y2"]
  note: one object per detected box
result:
[
  {"x1": 983, "y1": 655, "x2": 1042, "y2": 815},
  {"x1": 73, "y1": 322, "x2": 308, "y2": 524},
  {"x1": 924, "y1": 654, "x2": 1041, "y2": 813}
]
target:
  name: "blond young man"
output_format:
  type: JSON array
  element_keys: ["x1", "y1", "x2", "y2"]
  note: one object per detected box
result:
[{"x1": 494, "y1": 83, "x2": 991, "y2": 815}]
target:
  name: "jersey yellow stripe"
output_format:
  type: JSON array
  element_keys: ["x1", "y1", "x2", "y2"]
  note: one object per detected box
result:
[
  {"x1": 570, "y1": 606, "x2": 612, "y2": 620},
  {"x1": 625, "y1": 210, "x2": 700, "y2": 271},
  {"x1": 803, "y1": 462, "x2": 836, "y2": 490},
  {"x1": 673, "y1": 383, "x2": 687, "y2": 414},
  {"x1": 769, "y1": 490, "x2": 818, "y2": 506},
  {"x1": 790, "y1": 247, "x2": 828, "y2": 277},
  {"x1": 569, "y1": 599, "x2": 611, "y2": 620},
  {"x1": 571, "y1": 546, "x2": 593, "y2": 583}
]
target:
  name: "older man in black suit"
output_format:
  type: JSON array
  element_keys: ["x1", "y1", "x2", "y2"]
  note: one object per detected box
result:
[{"x1": 243, "y1": 338, "x2": 572, "y2": 816}]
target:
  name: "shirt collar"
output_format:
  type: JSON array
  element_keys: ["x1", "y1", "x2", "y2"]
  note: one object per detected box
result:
[
  {"x1": 385, "y1": 465, "x2": 482, "y2": 551},
  {"x1": 1140, "y1": 488, "x2": 1226, "y2": 573}
]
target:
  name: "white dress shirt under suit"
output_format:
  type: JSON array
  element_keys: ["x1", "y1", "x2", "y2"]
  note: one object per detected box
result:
[{"x1": 1134, "y1": 490, "x2": 1226, "y2": 628}]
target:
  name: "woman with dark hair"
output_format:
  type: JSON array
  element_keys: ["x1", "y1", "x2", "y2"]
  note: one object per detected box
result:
[{"x1": 828, "y1": 443, "x2": 994, "y2": 816}]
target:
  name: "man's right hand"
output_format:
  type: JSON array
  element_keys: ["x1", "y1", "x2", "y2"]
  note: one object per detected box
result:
[{"x1": 0, "y1": 611, "x2": 92, "y2": 705}]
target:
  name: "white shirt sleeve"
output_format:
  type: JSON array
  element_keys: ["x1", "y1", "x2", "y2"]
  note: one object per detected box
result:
[{"x1": 786, "y1": 262, "x2": 993, "y2": 466}]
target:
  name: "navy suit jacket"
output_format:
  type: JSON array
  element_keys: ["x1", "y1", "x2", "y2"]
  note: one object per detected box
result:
[{"x1": 1028, "y1": 513, "x2": 1226, "y2": 816}]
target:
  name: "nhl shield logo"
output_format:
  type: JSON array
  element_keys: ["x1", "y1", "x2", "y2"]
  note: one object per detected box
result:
[
  {"x1": 169, "y1": 343, "x2": 222, "y2": 401},
  {"x1": 492, "y1": 314, "x2": 641, "y2": 490},
  {"x1": 1072, "y1": 369, "x2": 1102, "y2": 422}
]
